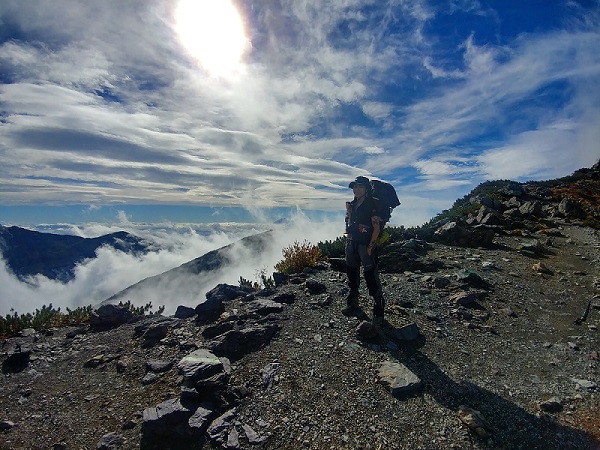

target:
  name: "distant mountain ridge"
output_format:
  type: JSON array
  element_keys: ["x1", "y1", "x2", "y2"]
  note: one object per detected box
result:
[
  {"x1": 103, "y1": 231, "x2": 273, "y2": 308},
  {"x1": 0, "y1": 226, "x2": 153, "y2": 282}
]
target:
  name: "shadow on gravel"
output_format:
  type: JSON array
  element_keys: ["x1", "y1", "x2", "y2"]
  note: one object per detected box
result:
[{"x1": 392, "y1": 344, "x2": 600, "y2": 450}]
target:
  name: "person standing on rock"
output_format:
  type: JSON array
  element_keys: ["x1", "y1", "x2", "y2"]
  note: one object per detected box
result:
[{"x1": 343, "y1": 176, "x2": 386, "y2": 325}]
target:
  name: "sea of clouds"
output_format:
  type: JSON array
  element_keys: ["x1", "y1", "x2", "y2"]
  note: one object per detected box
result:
[{"x1": 0, "y1": 211, "x2": 344, "y2": 316}]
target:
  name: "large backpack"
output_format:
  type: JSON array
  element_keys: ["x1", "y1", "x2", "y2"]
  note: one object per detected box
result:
[{"x1": 370, "y1": 179, "x2": 400, "y2": 225}]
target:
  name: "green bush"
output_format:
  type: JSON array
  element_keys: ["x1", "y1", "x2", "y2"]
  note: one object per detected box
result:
[
  {"x1": 0, "y1": 301, "x2": 164, "y2": 338},
  {"x1": 275, "y1": 240, "x2": 324, "y2": 274},
  {"x1": 318, "y1": 236, "x2": 346, "y2": 258},
  {"x1": 239, "y1": 268, "x2": 275, "y2": 289}
]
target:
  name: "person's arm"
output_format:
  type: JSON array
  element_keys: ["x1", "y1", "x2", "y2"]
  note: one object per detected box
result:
[{"x1": 368, "y1": 215, "x2": 381, "y2": 255}]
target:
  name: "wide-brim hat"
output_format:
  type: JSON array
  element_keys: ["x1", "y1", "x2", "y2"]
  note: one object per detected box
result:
[{"x1": 349, "y1": 176, "x2": 370, "y2": 189}]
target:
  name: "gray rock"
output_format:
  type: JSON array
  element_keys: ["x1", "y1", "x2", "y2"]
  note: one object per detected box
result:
[
  {"x1": 261, "y1": 362, "x2": 280, "y2": 389},
  {"x1": 571, "y1": 378, "x2": 597, "y2": 390},
  {"x1": 188, "y1": 406, "x2": 214, "y2": 434},
  {"x1": 0, "y1": 420, "x2": 15, "y2": 430},
  {"x1": 207, "y1": 324, "x2": 281, "y2": 359},
  {"x1": 558, "y1": 198, "x2": 587, "y2": 219},
  {"x1": 141, "y1": 373, "x2": 160, "y2": 385},
  {"x1": 90, "y1": 304, "x2": 134, "y2": 331},
  {"x1": 433, "y1": 276, "x2": 451, "y2": 288},
  {"x1": 433, "y1": 222, "x2": 495, "y2": 248},
  {"x1": 392, "y1": 323, "x2": 420, "y2": 341},
  {"x1": 143, "y1": 322, "x2": 170, "y2": 341},
  {"x1": 146, "y1": 360, "x2": 174, "y2": 373},
  {"x1": 96, "y1": 432, "x2": 124, "y2": 449},
  {"x1": 272, "y1": 292, "x2": 296, "y2": 304},
  {"x1": 242, "y1": 423, "x2": 264, "y2": 444},
  {"x1": 2, "y1": 345, "x2": 32, "y2": 373},
  {"x1": 306, "y1": 279, "x2": 327, "y2": 294},
  {"x1": 378, "y1": 361, "x2": 422, "y2": 396},
  {"x1": 202, "y1": 321, "x2": 235, "y2": 339},
  {"x1": 539, "y1": 397, "x2": 563, "y2": 412},
  {"x1": 451, "y1": 291, "x2": 478, "y2": 307},
  {"x1": 226, "y1": 427, "x2": 240, "y2": 449},
  {"x1": 142, "y1": 398, "x2": 194, "y2": 433},
  {"x1": 208, "y1": 408, "x2": 238, "y2": 441},
  {"x1": 519, "y1": 201, "x2": 544, "y2": 217},
  {"x1": 456, "y1": 270, "x2": 490, "y2": 289},
  {"x1": 356, "y1": 321, "x2": 378, "y2": 339},
  {"x1": 174, "y1": 305, "x2": 196, "y2": 319},
  {"x1": 205, "y1": 283, "x2": 256, "y2": 303},
  {"x1": 246, "y1": 299, "x2": 284, "y2": 315},
  {"x1": 177, "y1": 349, "x2": 226, "y2": 385}
]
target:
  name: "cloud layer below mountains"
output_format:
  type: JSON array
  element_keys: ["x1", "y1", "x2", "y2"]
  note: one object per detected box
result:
[{"x1": 0, "y1": 214, "x2": 343, "y2": 316}]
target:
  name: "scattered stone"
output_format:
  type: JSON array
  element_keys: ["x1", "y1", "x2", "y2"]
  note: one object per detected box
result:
[
  {"x1": 242, "y1": 423, "x2": 264, "y2": 444},
  {"x1": 226, "y1": 426, "x2": 240, "y2": 449},
  {"x1": 2, "y1": 345, "x2": 31, "y2": 373},
  {"x1": 532, "y1": 262, "x2": 552, "y2": 275},
  {"x1": 208, "y1": 408, "x2": 238, "y2": 442},
  {"x1": 141, "y1": 373, "x2": 160, "y2": 385},
  {"x1": 177, "y1": 349, "x2": 228, "y2": 387},
  {"x1": 392, "y1": 323, "x2": 420, "y2": 341},
  {"x1": 0, "y1": 420, "x2": 15, "y2": 430},
  {"x1": 356, "y1": 321, "x2": 379, "y2": 339},
  {"x1": 451, "y1": 291, "x2": 478, "y2": 307},
  {"x1": 188, "y1": 407, "x2": 214, "y2": 435},
  {"x1": 457, "y1": 405, "x2": 493, "y2": 439},
  {"x1": 539, "y1": 397, "x2": 563, "y2": 413},
  {"x1": 246, "y1": 299, "x2": 284, "y2": 315},
  {"x1": 96, "y1": 432, "x2": 124, "y2": 449},
  {"x1": 377, "y1": 361, "x2": 422, "y2": 396},
  {"x1": 433, "y1": 222, "x2": 495, "y2": 248},
  {"x1": 498, "y1": 308, "x2": 516, "y2": 318},
  {"x1": 571, "y1": 378, "x2": 597, "y2": 390},
  {"x1": 261, "y1": 362, "x2": 281, "y2": 389},
  {"x1": 202, "y1": 322, "x2": 235, "y2": 339}
]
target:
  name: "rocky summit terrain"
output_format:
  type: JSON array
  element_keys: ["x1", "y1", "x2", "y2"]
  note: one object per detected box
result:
[{"x1": 1, "y1": 164, "x2": 600, "y2": 450}]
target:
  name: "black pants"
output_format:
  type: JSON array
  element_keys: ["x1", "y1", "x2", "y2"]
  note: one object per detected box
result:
[{"x1": 345, "y1": 240, "x2": 385, "y2": 316}]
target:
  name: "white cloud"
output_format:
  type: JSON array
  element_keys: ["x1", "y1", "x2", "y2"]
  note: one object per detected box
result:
[
  {"x1": 0, "y1": 215, "x2": 343, "y2": 316},
  {"x1": 0, "y1": 0, "x2": 598, "y2": 222}
]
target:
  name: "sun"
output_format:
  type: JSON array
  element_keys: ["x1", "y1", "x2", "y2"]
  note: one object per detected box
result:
[{"x1": 174, "y1": 0, "x2": 248, "y2": 76}]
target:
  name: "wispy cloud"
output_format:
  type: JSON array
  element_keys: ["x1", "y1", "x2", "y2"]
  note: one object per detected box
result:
[{"x1": 0, "y1": 0, "x2": 598, "y2": 223}]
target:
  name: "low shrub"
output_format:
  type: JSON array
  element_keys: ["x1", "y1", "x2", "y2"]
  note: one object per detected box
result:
[
  {"x1": 0, "y1": 301, "x2": 164, "y2": 338},
  {"x1": 275, "y1": 240, "x2": 324, "y2": 274}
]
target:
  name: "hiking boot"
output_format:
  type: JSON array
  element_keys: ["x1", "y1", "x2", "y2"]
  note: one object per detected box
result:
[
  {"x1": 372, "y1": 315, "x2": 384, "y2": 327},
  {"x1": 342, "y1": 292, "x2": 359, "y2": 316}
]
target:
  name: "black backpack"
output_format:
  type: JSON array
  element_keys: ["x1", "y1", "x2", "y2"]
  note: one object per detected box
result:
[{"x1": 370, "y1": 179, "x2": 400, "y2": 225}]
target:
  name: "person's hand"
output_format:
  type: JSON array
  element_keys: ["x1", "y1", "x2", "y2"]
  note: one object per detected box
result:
[{"x1": 367, "y1": 242, "x2": 375, "y2": 255}]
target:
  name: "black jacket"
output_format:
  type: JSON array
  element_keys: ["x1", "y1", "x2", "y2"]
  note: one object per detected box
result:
[{"x1": 346, "y1": 196, "x2": 381, "y2": 244}]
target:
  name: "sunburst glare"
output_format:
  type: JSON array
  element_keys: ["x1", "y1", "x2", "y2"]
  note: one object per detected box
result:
[{"x1": 174, "y1": 0, "x2": 249, "y2": 77}]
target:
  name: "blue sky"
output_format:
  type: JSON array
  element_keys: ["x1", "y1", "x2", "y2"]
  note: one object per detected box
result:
[{"x1": 1, "y1": 0, "x2": 599, "y2": 228}]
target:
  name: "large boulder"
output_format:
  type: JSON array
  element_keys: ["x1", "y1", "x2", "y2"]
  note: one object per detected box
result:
[
  {"x1": 433, "y1": 222, "x2": 495, "y2": 248},
  {"x1": 196, "y1": 284, "x2": 256, "y2": 323},
  {"x1": 206, "y1": 323, "x2": 281, "y2": 360},
  {"x1": 90, "y1": 304, "x2": 134, "y2": 331}
]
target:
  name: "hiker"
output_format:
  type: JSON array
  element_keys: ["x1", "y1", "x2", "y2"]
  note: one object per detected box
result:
[{"x1": 343, "y1": 176, "x2": 386, "y2": 325}]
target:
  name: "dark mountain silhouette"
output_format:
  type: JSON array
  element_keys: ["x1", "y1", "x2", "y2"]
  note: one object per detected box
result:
[{"x1": 0, "y1": 226, "x2": 153, "y2": 282}]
